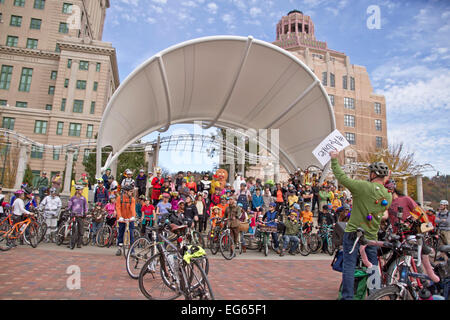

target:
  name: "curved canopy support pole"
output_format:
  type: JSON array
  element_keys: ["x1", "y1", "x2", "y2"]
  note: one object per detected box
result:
[
  {"x1": 157, "y1": 55, "x2": 172, "y2": 133},
  {"x1": 203, "y1": 36, "x2": 254, "y2": 130},
  {"x1": 320, "y1": 161, "x2": 331, "y2": 185}
]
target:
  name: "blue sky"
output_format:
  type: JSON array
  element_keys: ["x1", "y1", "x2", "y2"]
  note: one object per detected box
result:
[{"x1": 102, "y1": 0, "x2": 450, "y2": 175}]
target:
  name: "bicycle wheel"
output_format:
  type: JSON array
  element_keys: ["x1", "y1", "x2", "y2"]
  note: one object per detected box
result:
[
  {"x1": 96, "y1": 224, "x2": 112, "y2": 248},
  {"x1": 386, "y1": 257, "x2": 423, "y2": 286},
  {"x1": 138, "y1": 253, "x2": 182, "y2": 300},
  {"x1": 367, "y1": 285, "x2": 412, "y2": 300},
  {"x1": 298, "y1": 235, "x2": 311, "y2": 256},
  {"x1": 69, "y1": 223, "x2": 78, "y2": 250},
  {"x1": 126, "y1": 237, "x2": 156, "y2": 279},
  {"x1": 25, "y1": 223, "x2": 39, "y2": 248},
  {"x1": 219, "y1": 232, "x2": 235, "y2": 260},
  {"x1": 37, "y1": 222, "x2": 47, "y2": 244},
  {"x1": 309, "y1": 233, "x2": 321, "y2": 253},
  {"x1": 186, "y1": 259, "x2": 215, "y2": 300},
  {"x1": 264, "y1": 238, "x2": 269, "y2": 256},
  {"x1": 326, "y1": 237, "x2": 335, "y2": 256},
  {"x1": 56, "y1": 225, "x2": 66, "y2": 245},
  {"x1": 82, "y1": 226, "x2": 91, "y2": 246},
  {"x1": 192, "y1": 231, "x2": 205, "y2": 248},
  {"x1": 0, "y1": 233, "x2": 12, "y2": 251}
]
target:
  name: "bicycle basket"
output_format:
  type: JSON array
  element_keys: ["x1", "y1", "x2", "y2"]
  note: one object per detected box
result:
[{"x1": 257, "y1": 225, "x2": 278, "y2": 233}]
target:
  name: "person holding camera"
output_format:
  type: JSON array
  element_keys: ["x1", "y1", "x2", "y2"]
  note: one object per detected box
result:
[{"x1": 280, "y1": 212, "x2": 300, "y2": 256}]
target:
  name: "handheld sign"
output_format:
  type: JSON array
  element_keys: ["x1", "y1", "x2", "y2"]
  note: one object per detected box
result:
[{"x1": 312, "y1": 129, "x2": 350, "y2": 166}]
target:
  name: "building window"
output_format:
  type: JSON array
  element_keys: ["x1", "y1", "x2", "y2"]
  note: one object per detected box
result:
[
  {"x1": 33, "y1": 0, "x2": 45, "y2": 9},
  {"x1": 0, "y1": 100, "x2": 7, "y2": 106},
  {"x1": 76, "y1": 80, "x2": 86, "y2": 90},
  {"x1": 375, "y1": 119, "x2": 382, "y2": 131},
  {"x1": 14, "y1": 0, "x2": 25, "y2": 6},
  {"x1": 26, "y1": 38, "x2": 38, "y2": 49},
  {"x1": 344, "y1": 97, "x2": 355, "y2": 109},
  {"x1": 30, "y1": 18, "x2": 42, "y2": 30},
  {"x1": 55, "y1": 44, "x2": 60, "y2": 53},
  {"x1": 34, "y1": 120, "x2": 47, "y2": 134},
  {"x1": 344, "y1": 115, "x2": 355, "y2": 127},
  {"x1": 48, "y1": 86, "x2": 55, "y2": 95},
  {"x1": 376, "y1": 136, "x2": 383, "y2": 148},
  {"x1": 16, "y1": 101, "x2": 27, "y2": 108},
  {"x1": 6, "y1": 36, "x2": 19, "y2": 47},
  {"x1": 69, "y1": 123, "x2": 81, "y2": 137},
  {"x1": 61, "y1": 98, "x2": 66, "y2": 111},
  {"x1": 10, "y1": 15, "x2": 22, "y2": 27},
  {"x1": 56, "y1": 121, "x2": 64, "y2": 135},
  {"x1": 31, "y1": 145, "x2": 44, "y2": 159},
  {"x1": 73, "y1": 100, "x2": 84, "y2": 113},
  {"x1": 53, "y1": 148, "x2": 60, "y2": 160},
  {"x1": 67, "y1": 59, "x2": 72, "y2": 68},
  {"x1": 50, "y1": 71, "x2": 57, "y2": 80},
  {"x1": 79, "y1": 61, "x2": 89, "y2": 71},
  {"x1": 328, "y1": 94, "x2": 334, "y2": 106},
  {"x1": 19, "y1": 68, "x2": 33, "y2": 92},
  {"x1": 62, "y1": 3, "x2": 73, "y2": 14},
  {"x1": 2, "y1": 117, "x2": 15, "y2": 130},
  {"x1": 345, "y1": 157, "x2": 356, "y2": 164},
  {"x1": 45, "y1": 104, "x2": 52, "y2": 110},
  {"x1": 0, "y1": 65, "x2": 13, "y2": 90},
  {"x1": 90, "y1": 101, "x2": 95, "y2": 114},
  {"x1": 83, "y1": 149, "x2": 90, "y2": 161},
  {"x1": 374, "y1": 102, "x2": 381, "y2": 115},
  {"x1": 350, "y1": 76, "x2": 355, "y2": 91},
  {"x1": 322, "y1": 72, "x2": 327, "y2": 86},
  {"x1": 96, "y1": 63, "x2": 101, "y2": 72},
  {"x1": 330, "y1": 73, "x2": 335, "y2": 88},
  {"x1": 64, "y1": 79, "x2": 69, "y2": 88},
  {"x1": 345, "y1": 132, "x2": 356, "y2": 145},
  {"x1": 59, "y1": 22, "x2": 69, "y2": 33},
  {"x1": 343, "y1": 75, "x2": 348, "y2": 90},
  {"x1": 86, "y1": 124, "x2": 93, "y2": 138},
  {"x1": 93, "y1": 81, "x2": 98, "y2": 91}
]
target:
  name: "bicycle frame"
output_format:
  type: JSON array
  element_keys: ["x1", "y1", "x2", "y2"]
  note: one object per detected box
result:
[{"x1": 1, "y1": 215, "x2": 34, "y2": 240}]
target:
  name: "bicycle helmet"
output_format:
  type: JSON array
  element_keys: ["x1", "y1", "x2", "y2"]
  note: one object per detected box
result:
[
  {"x1": 95, "y1": 202, "x2": 103, "y2": 207},
  {"x1": 97, "y1": 178, "x2": 104, "y2": 184},
  {"x1": 440, "y1": 200, "x2": 448, "y2": 206},
  {"x1": 122, "y1": 184, "x2": 133, "y2": 191},
  {"x1": 74, "y1": 185, "x2": 84, "y2": 190},
  {"x1": 368, "y1": 162, "x2": 390, "y2": 177},
  {"x1": 49, "y1": 187, "x2": 57, "y2": 194},
  {"x1": 15, "y1": 189, "x2": 24, "y2": 195},
  {"x1": 293, "y1": 203, "x2": 301, "y2": 210},
  {"x1": 384, "y1": 179, "x2": 396, "y2": 191},
  {"x1": 138, "y1": 195, "x2": 146, "y2": 200},
  {"x1": 125, "y1": 169, "x2": 132, "y2": 175},
  {"x1": 109, "y1": 194, "x2": 116, "y2": 200},
  {"x1": 269, "y1": 202, "x2": 276, "y2": 207}
]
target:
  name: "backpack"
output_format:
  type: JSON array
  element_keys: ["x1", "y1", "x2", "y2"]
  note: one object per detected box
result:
[{"x1": 337, "y1": 268, "x2": 368, "y2": 300}]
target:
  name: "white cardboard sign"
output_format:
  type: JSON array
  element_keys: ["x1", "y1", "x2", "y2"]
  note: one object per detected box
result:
[{"x1": 312, "y1": 129, "x2": 350, "y2": 166}]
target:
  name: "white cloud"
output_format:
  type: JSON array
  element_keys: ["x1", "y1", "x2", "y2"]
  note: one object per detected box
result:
[
  {"x1": 207, "y1": 2, "x2": 218, "y2": 14},
  {"x1": 182, "y1": 1, "x2": 197, "y2": 7},
  {"x1": 151, "y1": 0, "x2": 167, "y2": 4},
  {"x1": 146, "y1": 17, "x2": 156, "y2": 24},
  {"x1": 249, "y1": 7, "x2": 262, "y2": 17}
]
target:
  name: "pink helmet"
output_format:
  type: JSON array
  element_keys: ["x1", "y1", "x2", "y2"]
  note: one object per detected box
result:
[{"x1": 15, "y1": 189, "x2": 24, "y2": 195}]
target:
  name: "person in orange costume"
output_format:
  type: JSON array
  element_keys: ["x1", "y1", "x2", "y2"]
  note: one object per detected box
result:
[{"x1": 115, "y1": 185, "x2": 136, "y2": 256}]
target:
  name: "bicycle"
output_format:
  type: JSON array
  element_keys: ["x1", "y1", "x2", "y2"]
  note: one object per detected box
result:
[
  {"x1": 56, "y1": 213, "x2": 82, "y2": 250},
  {"x1": 296, "y1": 222, "x2": 312, "y2": 256},
  {"x1": 126, "y1": 223, "x2": 158, "y2": 279},
  {"x1": 208, "y1": 217, "x2": 225, "y2": 255},
  {"x1": 352, "y1": 227, "x2": 449, "y2": 300},
  {"x1": 138, "y1": 220, "x2": 213, "y2": 300},
  {"x1": 315, "y1": 223, "x2": 335, "y2": 255},
  {"x1": 256, "y1": 224, "x2": 277, "y2": 257},
  {"x1": 0, "y1": 213, "x2": 39, "y2": 251},
  {"x1": 219, "y1": 219, "x2": 237, "y2": 260}
]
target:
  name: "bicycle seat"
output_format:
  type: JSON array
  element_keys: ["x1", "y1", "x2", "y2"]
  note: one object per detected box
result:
[
  {"x1": 170, "y1": 223, "x2": 188, "y2": 233},
  {"x1": 438, "y1": 245, "x2": 450, "y2": 253}
]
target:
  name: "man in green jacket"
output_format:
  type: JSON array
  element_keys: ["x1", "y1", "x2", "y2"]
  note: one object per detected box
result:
[
  {"x1": 280, "y1": 212, "x2": 300, "y2": 256},
  {"x1": 37, "y1": 172, "x2": 49, "y2": 203},
  {"x1": 329, "y1": 150, "x2": 392, "y2": 300}
]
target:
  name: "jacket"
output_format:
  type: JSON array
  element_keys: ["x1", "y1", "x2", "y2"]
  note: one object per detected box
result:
[
  {"x1": 94, "y1": 186, "x2": 109, "y2": 204},
  {"x1": 224, "y1": 204, "x2": 241, "y2": 228},
  {"x1": 284, "y1": 219, "x2": 300, "y2": 236},
  {"x1": 116, "y1": 194, "x2": 136, "y2": 220},
  {"x1": 39, "y1": 195, "x2": 62, "y2": 217}
]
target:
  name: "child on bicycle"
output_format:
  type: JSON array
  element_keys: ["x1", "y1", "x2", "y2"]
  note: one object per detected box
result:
[
  {"x1": 105, "y1": 195, "x2": 117, "y2": 228},
  {"x1": 89, "y1": 202, "x2": 105, "y2": 245}
]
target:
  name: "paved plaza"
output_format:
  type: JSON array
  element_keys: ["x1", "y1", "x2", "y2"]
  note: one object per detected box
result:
[{"x1": 0, "y1": 244, "x2": 341, "y2": 300}]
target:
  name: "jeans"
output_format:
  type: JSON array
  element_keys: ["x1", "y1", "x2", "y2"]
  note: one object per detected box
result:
[
  {"x1": 282, "y1": 235, "x2": 299, "y2": 252},
  {"x1": 342, "y1": 232, "x2": 378, "y2": 300},
  {"x1": 271, "y1": 232, "x2": 279, "y2": 249},
  {"x1": 91, "y1": 221, "x2": 102, "y2": 241},
  {"x1": 117, "y1": 221, "x2": 135, "y2": 246}
]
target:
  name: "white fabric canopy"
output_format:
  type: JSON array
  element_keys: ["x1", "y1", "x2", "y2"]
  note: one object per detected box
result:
[{"x1": 96, "y1": 36, "x2": 336, "y2": 176}]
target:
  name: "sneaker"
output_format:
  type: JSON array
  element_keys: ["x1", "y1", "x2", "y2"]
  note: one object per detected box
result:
[
  {"x1": 289, "y1": 251, "x2": 296, "y2": 256},
  {"x1": 275, "y1": 248, "x2": 281, "y2": 254},
  {"x1": 115, "y1": 248, "x2": 122, "y2": 256},
  {"x1": 77, "y1": 244, "x2": 82, "y2": 248},
  {"x1": 280, "y1": 250, "x2": 285, "y2": 257}
]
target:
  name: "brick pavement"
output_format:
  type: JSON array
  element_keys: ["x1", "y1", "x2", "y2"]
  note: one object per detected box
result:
[{"x1": 0, "y1": 245, "x2": 342, "y2": 300}]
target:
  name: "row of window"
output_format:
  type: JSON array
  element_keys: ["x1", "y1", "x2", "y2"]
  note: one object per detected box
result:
[
  {"x1": 344, "y1": 132, "x2": 383, "y2": 148},
  {"x1": 30, "y1": 146, "x2": 90, "y2": 162},
  {"x1": 327, "y1": 94, "x2": 382, "y2": 115},
  {"x1": 0, "y1": 98, "x2": 96, "y2": 114},
  {"x1": 1, "y1": 117, "x2": 94, "y2": 138},
  {"x1": 1, "y1": 65, "x2": 101, "y2": 97},
  {"x1": 7, "y1": 14, "x2": 72, "y2": 33},
  {"x1": 2, "y1": 0, "x2": 73, "y2": 13},
  {"x1": 343, "y1": 115, "x2": 383, "y2": 131},
  {"x1": 321, "y1": 73, "x2": 355, "y2": 91}
]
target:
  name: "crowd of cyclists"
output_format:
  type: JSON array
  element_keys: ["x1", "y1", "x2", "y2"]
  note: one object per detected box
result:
[{"x1": 1, "y1": 155, "x2": 449, "y2": 300}]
